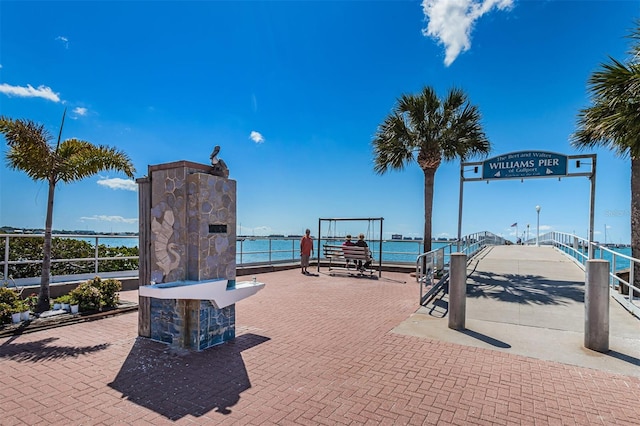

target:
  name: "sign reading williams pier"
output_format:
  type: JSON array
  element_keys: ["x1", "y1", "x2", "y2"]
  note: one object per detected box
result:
[{"x1": 482, "y1": 151, "x2": 568, "y2": 180}]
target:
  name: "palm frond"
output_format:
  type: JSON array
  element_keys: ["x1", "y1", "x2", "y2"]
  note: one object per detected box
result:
[
  {"x1": 0, "y1": 117, "x2": 55, "y2": 181},
  {"x1": 372, "y1": 86, "x2": 490, "y2": 173},
  {"x1": 56, "y1": 139, "x2": 136, "y2": 183},
  {"x1": 571, "y1": 53, "x2": 640, "y2": 158}
]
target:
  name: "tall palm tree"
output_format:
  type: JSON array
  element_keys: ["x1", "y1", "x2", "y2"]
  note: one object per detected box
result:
[
  {"x1": 0, "y1": 111, "x2": 135, "y2": 312},
  {"x1": 373, "y1": 86, "x2": 491, "y2": 254},
  {"x1": 571, "y1": 21, "x2": 640, "y2": 289}
]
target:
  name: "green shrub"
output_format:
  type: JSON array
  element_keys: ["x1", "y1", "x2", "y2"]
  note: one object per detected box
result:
[
  {"x1": 69, "y1": 282, "x2": 101, "y2": 311},
  {"x1": 0, "y1": 287, "x2": 29, "y2": 324},
  {"x1": 0, "y1": 302, "x2": 11, "y2": 324},
  {"x1": 25, "y1": 293, "x2": 38, "y2": 311},
  {"x1": 69, "y1": 276, "x2": 121, "y2": 311},
  {"x1": 0, "y1": 287, "x2": 19, "y2": 306},
  {"x1": 54, "y1": 294, "x2": 72, "y2": 305},
  {"x1": 98, "y1": 278, "x2": 121, "y2": 308},
  {"x1": 11, "y1": 300, "x2": 28, "y2": 314}
]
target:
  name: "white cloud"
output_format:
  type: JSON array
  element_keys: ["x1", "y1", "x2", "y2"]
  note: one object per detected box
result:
[
  {"x1": 250, "y1": 131, "x2": 265, "y2": 144},
  {"x1": 73, "y1": 107, "x2": 88, "y2": 116},
  {"x1": 80, "y1": 215, "x2": 138, "y2": 224},
  {"x1": 421, "y1": 0, "x2": 513, "y2": 66},
  {"x1": 56, "y1": 36, "x2": 69, "y2": 49},
  {"x1": 0, "y1": 83, "x2": 61, "y2": 102},
  {"x1": 97, "y1": 177, "x2": 138, "y2": 191}
]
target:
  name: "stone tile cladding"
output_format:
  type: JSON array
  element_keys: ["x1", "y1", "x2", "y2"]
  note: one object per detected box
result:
[
  {"x1": 147, "y1": 162, "x2": 237, "y2": 350},
  {"x1": 186, "y1": 173, "x2": 236, "y2": 282},
  {"x1": 197, "y1": 301, "x2": 235, "y2": 351}
]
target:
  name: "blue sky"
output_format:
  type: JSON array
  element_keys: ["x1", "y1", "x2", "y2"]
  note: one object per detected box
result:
[{"x1": 0, "y1": 0, "x2": 638, "y2": 243}]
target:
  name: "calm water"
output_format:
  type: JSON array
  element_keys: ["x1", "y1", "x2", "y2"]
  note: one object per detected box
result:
[
  {"x1": 236, "y1": 238, "x2": 450, "y2": 264},
  {"x1": 87, "y1": 236, "x2": 449, "y2": 264},
  {"x1": 569, "y1": 246, "x2": 633, "y2": 271},
  {"x1": 80, "y1": 235, "x2": 633, "y2": 269}
]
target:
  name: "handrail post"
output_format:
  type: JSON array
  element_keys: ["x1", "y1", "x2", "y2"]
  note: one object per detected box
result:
[
  {"x1": 4, "y1": 236, "x2": 9, "y2": 279},
  {"x1": 448, "y1": 252, "x2": 467, "y2": 330},
  {"x1": 94, "y1": 237, "x2": 99, "y2": 274},
  {"x1": 585, "y1": 259, "x2": 609, "y2": 353},
  {"x1": 630, "y1": 264, "x2": 635, "y2": 305},
  {"x1": 611, "y1": 256, "x2": 616, "y2": 288}
]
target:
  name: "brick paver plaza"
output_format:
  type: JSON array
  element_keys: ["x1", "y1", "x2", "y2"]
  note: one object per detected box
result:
[{"x1": 2, "y1": 254, "x2": 640, "y2": 424}]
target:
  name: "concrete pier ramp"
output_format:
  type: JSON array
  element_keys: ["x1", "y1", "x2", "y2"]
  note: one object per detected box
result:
[{"x1": 394, "y1": 245, "x2": 640, "y2": 377}]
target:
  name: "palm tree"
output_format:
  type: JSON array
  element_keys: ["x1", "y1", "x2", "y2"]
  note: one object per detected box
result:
[
  {"x1": 373, "y1": 86, "x2": 491, "y2": 254},
  {"x1": 571, "y1": 21, "x2": 640, "y2": 289},
  {"x1": 0, "y1": 111, "x2": 135, "y2": 312}
]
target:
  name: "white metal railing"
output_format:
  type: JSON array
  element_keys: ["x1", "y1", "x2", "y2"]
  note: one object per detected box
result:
[
  {"x1": 1, "y1": 233, "x2": 139, "y2": 286},
  {"x1": 416, "y1": 231, "x2": 506, "y2": 304},
  {"x1": 539, "y1": 231, "x2": 639, "y2": 317},
  {"x1": 1, "y1": 233, "x2": 449, "y2": 287}
]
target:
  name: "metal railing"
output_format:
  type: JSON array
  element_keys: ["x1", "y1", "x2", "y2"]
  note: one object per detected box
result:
[
  {"x1": 1, "y1": 233, "x2": 446, "y2": 286},
  {"x1": 1, "y1": 233, "x2": 139, "y2": 287},
  {"x1": 539, "y1": 231, "x2": 639, "y2": 317},
  {"x1": 417, "y1": 231, "x2": 506, "y2": 304}
]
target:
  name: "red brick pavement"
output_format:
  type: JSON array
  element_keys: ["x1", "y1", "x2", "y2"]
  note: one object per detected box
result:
[{"x1": 1, "y1": 269, "x2": 639, "y2": 425}]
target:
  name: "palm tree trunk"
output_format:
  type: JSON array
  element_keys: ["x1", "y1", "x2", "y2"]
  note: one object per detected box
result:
[
  {"x1": 36, "y1": 179, "x2": 56, "y2": 312},
  {"x1": 423, "y1": 167, "x2": 436, "y2": 254},
  {"x1": 631, "y1": 157, "x2": 640, "y2": 291}
]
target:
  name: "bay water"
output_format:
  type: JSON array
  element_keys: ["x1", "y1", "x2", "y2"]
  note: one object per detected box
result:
[{"x1": 83, "y1": 236, "x2": 633, "y2": 270}]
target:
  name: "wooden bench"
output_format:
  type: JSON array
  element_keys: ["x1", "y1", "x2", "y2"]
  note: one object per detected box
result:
[{"x1": 323, "y1": 244, "x2": 375, "y2": 276}]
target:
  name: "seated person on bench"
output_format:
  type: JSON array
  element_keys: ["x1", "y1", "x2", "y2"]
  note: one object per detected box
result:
[
  {"x1": 342, "y1": 234, "x2": 355, "y2": 268},
  {"x1": 355, "y1": 233, "x2": 372, "y2": 271}
]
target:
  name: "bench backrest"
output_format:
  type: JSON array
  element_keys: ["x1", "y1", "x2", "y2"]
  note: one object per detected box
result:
[{"x1": 323, "y1": 244, "x2": 369, "y2": 259}]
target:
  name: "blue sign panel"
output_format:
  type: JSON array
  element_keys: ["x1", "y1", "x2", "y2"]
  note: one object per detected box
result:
[{"x1": 482, "y1": 151, "x2": 568, "y2": 180}]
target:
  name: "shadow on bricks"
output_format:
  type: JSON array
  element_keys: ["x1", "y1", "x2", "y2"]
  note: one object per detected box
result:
[
  {"x1": 0, "y1": 336, "x2": 110, "y2": 362},
  {"x1": 108, "y1": 332, "x2": 270, "y2": 420}
]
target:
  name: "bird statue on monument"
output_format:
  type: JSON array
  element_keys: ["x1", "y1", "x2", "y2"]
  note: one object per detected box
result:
[{"x1": 209, "y1": 145, "x2": 229, "y2": 178}]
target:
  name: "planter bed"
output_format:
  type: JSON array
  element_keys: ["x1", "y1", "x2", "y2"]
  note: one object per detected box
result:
[{"x1": 0, "y1": 300, "x2": 138, "y2": 337}]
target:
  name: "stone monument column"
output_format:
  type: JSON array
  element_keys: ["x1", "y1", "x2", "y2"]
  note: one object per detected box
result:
[{"x1": 137, "y1": 153, "x2": 242, "y2": 350}]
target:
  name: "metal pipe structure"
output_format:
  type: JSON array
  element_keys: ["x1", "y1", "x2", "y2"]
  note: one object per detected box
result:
[
  {"x1": 588, "y1": 155, "x2": 597, "y2": 259},
  {"x1": 536, "y1": 205, "x2": 541, "y2": 247},
  {"x1": 457, "y1": 163, "x2": 465, "y2": 252}
]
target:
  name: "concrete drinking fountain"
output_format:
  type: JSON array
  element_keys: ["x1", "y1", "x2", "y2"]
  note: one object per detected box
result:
[{"x1": 136, "y1": 147, "x2": 264, "y2": 350}]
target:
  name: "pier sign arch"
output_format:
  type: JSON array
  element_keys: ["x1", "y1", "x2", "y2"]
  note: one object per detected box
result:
[
  {"x1": 458, "y1": 151, "x2": 596, "y2": 255},
  {"x1": 482, "y1": 151, "x2": 568, "y2": 180}
]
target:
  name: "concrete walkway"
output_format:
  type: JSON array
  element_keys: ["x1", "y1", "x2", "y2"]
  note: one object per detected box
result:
[
  {"x1": 1, "y1": 252, "x2": 639, "y2": 425},
  {"x1": 395, "y1": 245, "x2": 640, "y2": 378}
]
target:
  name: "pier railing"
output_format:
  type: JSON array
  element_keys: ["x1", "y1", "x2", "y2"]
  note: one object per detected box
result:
[
  {"x1": 416, "y1": 231, "x2": 506, "y2": 305},
  {"x1": 1, "y1": 234, "x2": 139, "y2": 287},
  {"x1": 1, "y1": 233, "x2": 442, "y2": 287},
  {"x1": 539, "y1": 231, "x2": 639, "y2": 318}
]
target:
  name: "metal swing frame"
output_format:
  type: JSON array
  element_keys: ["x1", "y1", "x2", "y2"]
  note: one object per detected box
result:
[{"x1": 316, "y1": 217, "x2": 384, "y2": 277}]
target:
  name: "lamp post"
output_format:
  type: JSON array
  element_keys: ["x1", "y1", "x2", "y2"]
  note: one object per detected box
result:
[{"x1": 536, "y1": 205, "x2": 541, "y2": 246}]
